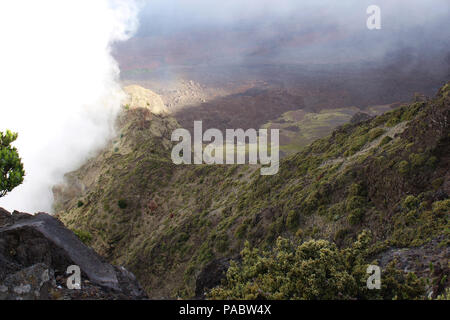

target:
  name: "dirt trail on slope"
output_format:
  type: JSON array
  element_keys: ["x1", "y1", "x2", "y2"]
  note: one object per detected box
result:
[{"x1": 319, "y1": 121, "x2": 409, "y2": 172}]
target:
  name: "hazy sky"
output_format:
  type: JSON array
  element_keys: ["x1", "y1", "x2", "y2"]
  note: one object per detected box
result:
[{"x1": 116, "y1": 0, "x2": 449, "y2": 67}]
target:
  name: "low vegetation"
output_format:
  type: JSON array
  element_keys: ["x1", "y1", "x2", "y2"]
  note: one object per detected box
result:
[
  {"x1": 55, "y1": 83, "x2": 449, "y2": 299},
  {"x1": 209, "y1": 233, "x2": 424, "y2": 300}
]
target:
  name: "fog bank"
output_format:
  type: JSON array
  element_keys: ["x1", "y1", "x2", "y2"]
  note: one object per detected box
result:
[{"x1": 0, "y1": 1, "x2": 140, "y2": 213}]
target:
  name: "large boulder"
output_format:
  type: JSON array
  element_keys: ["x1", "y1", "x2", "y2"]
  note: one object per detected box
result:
[
  {"x1": 0, "y1": 209, "x2": 147, "y2": 300},
  {"x1": 0, "y1": 263, "x2": 54, "y2": 300}
]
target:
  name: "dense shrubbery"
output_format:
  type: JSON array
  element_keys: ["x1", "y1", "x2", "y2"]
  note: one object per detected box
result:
[
  {"x1": 391, "y1": 194, "x2": 449, "y2": 247},
  {"x1": 209, "y1": 231, "x2": 425, "y2": 300}
]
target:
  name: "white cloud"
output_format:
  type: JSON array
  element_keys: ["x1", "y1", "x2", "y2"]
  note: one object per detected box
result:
[{"x1": 0, "y1": 0, "x2": 140, "y2": 213}]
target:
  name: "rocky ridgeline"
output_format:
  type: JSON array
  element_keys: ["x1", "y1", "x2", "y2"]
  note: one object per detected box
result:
[
  {"x1": 123, "y1": 85, "x2": 169, "y2": 115},
  {"x1": 0, "y1": 208, "x2": 147, "y2": 300}
]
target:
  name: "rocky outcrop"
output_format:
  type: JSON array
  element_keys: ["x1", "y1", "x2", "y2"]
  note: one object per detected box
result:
[
  {"x1": 377, "y1": 235, "x2": 449, "y2": 299},
  {"x1": 123, "y1": 85, "x2": 169, "y2": 115},
  {"x1": 0, "y1": 208, "x2": 147, "y2": 300},
  {"x1": 195, "y1": 257, "x2": 240, "y2": 299}
]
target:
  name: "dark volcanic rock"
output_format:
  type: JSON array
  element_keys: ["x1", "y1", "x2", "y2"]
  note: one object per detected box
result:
[
  {"x1": 0, "y1": 208, "x2": 147, "y2": 300},
  {"x1": 195, "y1": 257, "x2": 236, "y2": 299},
  {"x1": 376, "y1": 235, "x2": 449, "y2": 298},
  {"x1": 0, "y1": 263, "x2": 55, "y2": 300}
]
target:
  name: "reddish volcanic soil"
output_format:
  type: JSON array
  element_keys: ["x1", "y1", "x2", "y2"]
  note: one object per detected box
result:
[{"x1": 119, "y1": 61, "x2": 448, "y2": 136}]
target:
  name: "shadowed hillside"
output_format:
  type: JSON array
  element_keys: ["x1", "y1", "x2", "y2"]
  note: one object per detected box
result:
[{"x1": 54, "y1": 83, "x2": 449, "y2": 299}]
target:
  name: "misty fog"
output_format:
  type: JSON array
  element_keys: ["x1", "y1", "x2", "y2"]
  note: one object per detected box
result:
[
  {"x1": 116, "y1": 0, "x2": 449, "y2": 69},
  {"x1": 0, "y1": 1, "x2": 139, "y2": 213}
]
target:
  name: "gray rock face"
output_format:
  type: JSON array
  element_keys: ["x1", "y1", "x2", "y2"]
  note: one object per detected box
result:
[
  {"x1": 0, "y1": 208, "x2": 147, "y2": 300},
  {"x1": 0, "y1": 263, "x2": 55, "y2": 300},
  {"x1": 376, "y1": 235, "x2": 449, "y2": 299}
]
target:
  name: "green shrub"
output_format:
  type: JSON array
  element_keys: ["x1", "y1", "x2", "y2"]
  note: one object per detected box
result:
[
  {"x1": 431, "y1": 178, "x2": 444, "y2": 190},
  {"x1": 208, "y1": 235, "x2": 425, "y2": 300},
  {"x1": 432, "y1": 199, "x2": 450, "y2": 215},
  {"x1": 368, "y1": 128, "x2": 385, "y2": 141},
  {"x1": 295, "y1": 228, "x2": 304, "y2": 239},
  {"x1": 379, "y1": 136, "x2": 393, "y2": 146},
  {"x1": 348, "y1": 208, "x2": 365, "y2": 225},
  {"x1": 334, "y1": 228, "x2": 350, "y2": 243},
  {"x1": 0, "y1": 130, "x2": 25, "y2": 197},
  {"x1": 77, "y1": 200, "x2": 84, "y2": 208},
  {"x1": 386, "y1": 117, "x2": 401, "y2": 127},
  {"x1": 327, "y1": 202, "x2": 345, "y2": 221},
  {"x1": 403, "y1": 195, "x2": 419, "y2": 210},
  {"x1": 426, "y1": 156, "x2": 438, "y2": 168},
  {"x1": 176, "y1": 232, "x2": 190, "y2": 244},
  {"x1": 118, "y1": 199, "x2": 128, "y2": 209},
  {"x1": 346, "y1": 196, "x2": 366, "y2": 211},
  {"x1": 397, "y1": 160, "x2": 410, "y2": 175},
  {"x1": 72, "y1": 229, "x2": 93, "y2": 245},
  {"x1": 348, "y1": 135, "x2": 369, "y2": 154},
  {"x1": 348, "y1": 183, "x2": 366, "y2": 197},
  {"x1": 235, "y1": 224, "x2": 248, "y2": 239},
  {"x1": 299, "y1": 192, "x2": 320, "y2": 215},
  {"x1": 215, "y1": 234, "x2": 229, "y2": 253},
  {"x1": 286, "y1": 210, "x2": 300, "y2": 230},
  {"x1": 409, "y1": 153, "x2": 428, "y2": 168},
  {"x1": 400, "y1": 102, "x2": 423, "y2": 121},
  {"x1": 436, "y1": 288, "x2": 450, "y2": 300}
]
